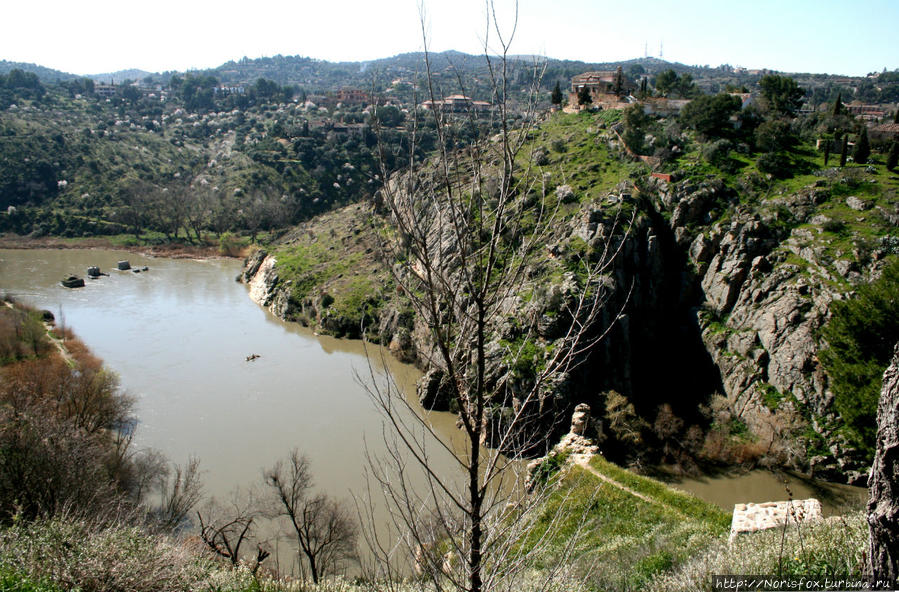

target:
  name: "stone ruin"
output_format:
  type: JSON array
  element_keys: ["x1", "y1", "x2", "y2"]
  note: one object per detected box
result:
[{"x1": 729, "y1": 498, "x2": 823, "y2": 542}]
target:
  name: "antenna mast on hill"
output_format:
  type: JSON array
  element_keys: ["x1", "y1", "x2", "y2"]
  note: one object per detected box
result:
[
  {"x1": 659, "y1": 41, "x2": 663, "y2": 59},
  {"x1": 644, "y1": 42, "x2": 648, "y2": 59}
]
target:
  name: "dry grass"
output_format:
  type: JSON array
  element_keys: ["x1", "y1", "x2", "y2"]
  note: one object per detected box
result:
[{"x1": 647, "y1": 512, "x2": 867, "y2": 592}]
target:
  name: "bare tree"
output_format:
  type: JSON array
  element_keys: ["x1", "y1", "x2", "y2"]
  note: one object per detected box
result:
[
  {"x1": 197, "y1": 487, "x2": 270, "y2": 574},
  {"x1": 263, "y1": 449, "x2": 358, "y2": 583},
  {"x1": 360, "y1": 3, "x2": 631, "y2": 591},
  {"x1": 153, "y1": 457, "x2": 204, "y2": 532}
]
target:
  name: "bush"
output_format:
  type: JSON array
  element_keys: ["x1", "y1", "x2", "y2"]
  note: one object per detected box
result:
[
  {"x1": 819, "y1": 257, "x2": 899, "y2": 457},
  {"x1": 756, "y1": 151, "x2": 792, "y2": 178},
  {"x1": 0, "y1": 517, "x2": 217, "y2": 592}
]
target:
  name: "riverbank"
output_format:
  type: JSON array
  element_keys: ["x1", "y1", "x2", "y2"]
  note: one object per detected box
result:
[{"x1": 0, "y1": 233, "x2": 253, "y2": 259}]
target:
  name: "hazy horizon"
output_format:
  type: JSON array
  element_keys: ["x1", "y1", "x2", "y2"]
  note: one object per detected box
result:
[{"x1": 2, "y1": 0, "x2": 897, "y2": 78}]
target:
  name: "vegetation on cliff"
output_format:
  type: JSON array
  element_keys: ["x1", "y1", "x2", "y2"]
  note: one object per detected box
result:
[{"x1": 250, "y1": 94, "x2": 898, "y2": 479}]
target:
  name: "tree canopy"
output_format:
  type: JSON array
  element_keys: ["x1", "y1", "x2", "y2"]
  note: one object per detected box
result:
[
  {"x1": 820, "y1": 258, "x2": 899, "y2": 458},
  {"x1": 759, "y1": 74, "x2": 805, "y2": 117},
  {"x1": 679, "y1": 93, "x2": 742, "y2": 138}
]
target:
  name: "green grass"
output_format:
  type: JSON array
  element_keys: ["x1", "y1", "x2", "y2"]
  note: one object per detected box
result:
[
  {"x1": 588, "y1": 456, "x2": 732, "y2": 530},
  {"x1": 0, "y1": 565, "x2": 62, "y2": 592},
  {"x1": 525, "y1": 111, "x2": 631, "y2": 203},
  {"x1": 521, "y1": 457, "x2": 730, "y2": 591}
]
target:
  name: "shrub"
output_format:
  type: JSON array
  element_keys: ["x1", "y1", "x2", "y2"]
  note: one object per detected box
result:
[
  {"x1": 819, "y1": 257, "x2": 899, "y2": 457},
  {"x1": 757, "y1": 151, "x2": 792, "y2": 178}
]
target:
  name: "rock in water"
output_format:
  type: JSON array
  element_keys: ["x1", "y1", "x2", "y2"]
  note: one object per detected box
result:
[{"x1": 867, "y1": 343, "x2": 899, "y2": 587}]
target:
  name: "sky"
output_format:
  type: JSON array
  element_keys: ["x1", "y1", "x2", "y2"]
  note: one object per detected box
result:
[{"x1": 2, "y1": 0, "x2": 896, "y2": 77}]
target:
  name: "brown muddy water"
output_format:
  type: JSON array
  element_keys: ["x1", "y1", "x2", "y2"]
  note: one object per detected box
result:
[
  {"x1": 672, "y1": 468, "x2": 867, "y2": 516},
  {"x1": 0, "y1": 248, "x2": 467, "y2": 572}
]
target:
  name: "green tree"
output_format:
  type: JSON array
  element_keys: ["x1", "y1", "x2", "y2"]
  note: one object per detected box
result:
[
  {"x1": 854, "y1": 126, "x2": 871, "y2": 164},
  {"x1": 820, "y1": 258, "x2": 899, "y2": 457},
  {"x1": 676, "y1": 72, "x2": 697, "y2": 98},
  {"x1": 654, "y1": 69, "x2": 678, "y2": 97},
  {"x1": 680, "y1": 93, "x2": 742, "y2": 138},
  {"x1": 894, "y1": 108, "x2": 899, "y2": 124},
  {"x1": 120, "y1": 84, "x2": 141, "y2": 104},
  {"x1": 755, "y1": 118, "x2": 797, "y2": 153},
  {"x1": 840, "y1": 135, "x2": 849, "y2": 167},
  {"x1": 832, "y1": 92, "x2": 844, "y2": 117},
  {"x1": 551, "y1": 80, "x2": 563, "y2": 105},
  {"x1": 577, "y1": 84, "x2": 592, "y2": 107},
  {"x1": 622, "y1": 103, "x2": 651, "y2": 153},
  {"x1": 759, "y1": 74, "x2": 805, "y2": 117},
  {"x1": 887, "y1": 141, "x2": 899, "y2": 171},
  {"x1": 638, "y1": 77, "x2": 649, "y2": 98}
]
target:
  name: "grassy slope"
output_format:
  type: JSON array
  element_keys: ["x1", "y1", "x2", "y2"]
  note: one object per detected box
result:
[
  {"x1": 524, "y1": 455, "x2": 731, "y2": 591},
  {"x1": 268, "y1": 202, "x2": 391, "y2": 338}
]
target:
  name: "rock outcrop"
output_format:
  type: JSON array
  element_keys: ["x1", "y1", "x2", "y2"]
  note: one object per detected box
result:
[
  {"x1": 867, "y1": 343, "x2": 899, "y2": 586},
  {"x1": 647, "y1": 174, "x2": 886, "y2": 481},
  {"x1": 730, "y1": 499, "x2": 823, "y2": 542},
  {"x1": 241, "y1": 170, "x2": 887, "y2": 481}
]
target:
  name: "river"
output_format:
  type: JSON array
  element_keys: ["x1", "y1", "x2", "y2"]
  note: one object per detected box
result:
[
  {"x1": 0, "y1": 248, "x2": 867, "y2": 564},
  {"x1": 0, "y1": 248, "x2": 463, "y2": 523}
]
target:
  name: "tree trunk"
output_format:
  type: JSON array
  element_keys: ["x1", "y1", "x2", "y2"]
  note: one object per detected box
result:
[{"x1": 868, "y1": 343, "x2": 899, "y2": 588}]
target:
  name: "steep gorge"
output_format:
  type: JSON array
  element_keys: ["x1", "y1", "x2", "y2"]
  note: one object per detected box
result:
[{"x1": 241, "y1": 131, "x2": 896, "y2": 485}]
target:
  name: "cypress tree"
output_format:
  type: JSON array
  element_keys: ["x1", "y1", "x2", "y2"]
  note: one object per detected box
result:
[
  {"x1": 824, "y1": 141, "x2": 831, "y2": 166},
  {"x1": 551, "y1": 81, "x2": 563, "y2": 105},
  {"x1": 832, "y1": 92, "x2": 843, "y2": 117},
  {"x1": 613, "y1": 67, "x2": 623, "y2": 96},
  {"x1": 840, "y1": 135, "x2": 848, "y2": 167},
  {"x1": 887, "y1": 141, "x2": 899, "y2": 171},
  {"x1": 853, "y1": 127, "x2": 871, "y2": 165},
  {"x1": 894, "y1": 109, "x2": 899, "y2": 124},
  {"x1": 577, "y1": 85, "x2": 592, "y2": 107}
]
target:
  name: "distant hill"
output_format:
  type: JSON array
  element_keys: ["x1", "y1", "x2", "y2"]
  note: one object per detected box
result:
[
  {"x1": 6, "y1": 51, "x2": 893, "y2": 105},
  {"x1": 0, "y1": 60, "x2": 79, "y2": 83}
]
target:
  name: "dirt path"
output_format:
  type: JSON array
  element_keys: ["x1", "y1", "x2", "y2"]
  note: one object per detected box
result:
[
  {"x1": 43, "y1": 322, "x2": 74, "y2": 365},
  {"x1": 573, "y1": 456, "x2": 689, "y2": 520}
]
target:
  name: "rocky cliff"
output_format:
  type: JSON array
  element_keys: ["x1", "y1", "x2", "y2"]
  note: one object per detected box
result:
[{"x1": 241, "y1": 126, "x2": 897, "y2": 482}]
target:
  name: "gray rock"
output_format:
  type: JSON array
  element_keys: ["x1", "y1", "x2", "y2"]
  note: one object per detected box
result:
[
  {"x1": 846, "y1": 196, "x2": 871, "y2": 211},
  {"x1": 417, "y1": 368, "x2": 454, "y2": 411}
]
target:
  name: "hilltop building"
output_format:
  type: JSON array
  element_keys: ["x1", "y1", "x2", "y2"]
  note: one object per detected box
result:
[
  {"x1": 420, "y1": 94, "x2": 491, "y2": 113},
  {"x1": 568, "y1": 67, "x2": 636, "y2": 109}
]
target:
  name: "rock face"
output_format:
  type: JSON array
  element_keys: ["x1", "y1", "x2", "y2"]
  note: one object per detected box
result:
[
  {"x1": 241, "y1": 175, "x2": 884, "y2": 479},
  {"x1": 570, "y1": 403, "x2": 591, "y2": 436},
  {"x1": 867, "y1": 343, "x2": 899, "y2": 586},
  {"x1": 647, "y1": 176, "x2": 882, "y2": 480},
  {"x1": 417, "y1": 368, "x2": 454, "y2": 411}
]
